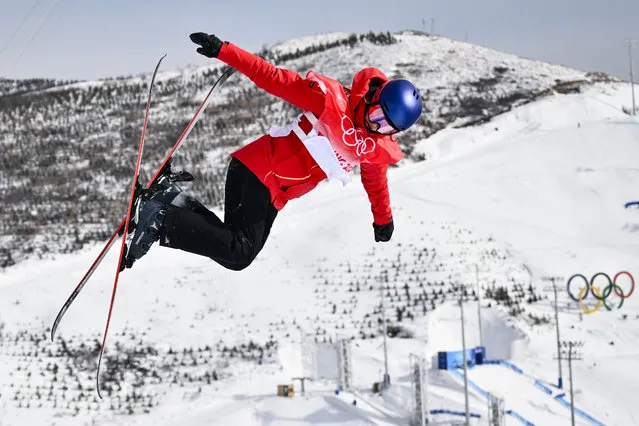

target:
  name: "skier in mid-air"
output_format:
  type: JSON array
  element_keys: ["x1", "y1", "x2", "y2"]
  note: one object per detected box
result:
[{"x1": 123, "y1": 32, "x2": 423, "y2": 271}]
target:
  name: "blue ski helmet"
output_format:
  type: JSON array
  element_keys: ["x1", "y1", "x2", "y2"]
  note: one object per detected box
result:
[{"x1": 374, "y1": 79, "x2": 423, "y2": 132}]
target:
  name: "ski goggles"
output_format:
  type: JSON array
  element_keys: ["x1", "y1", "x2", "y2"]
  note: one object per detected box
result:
[
  {"x1": 366, "y1": 103, "x2": 397, "y2": 135},
  {"x1": 364, "y1": 84, "x2": 398, "y2": 135}
]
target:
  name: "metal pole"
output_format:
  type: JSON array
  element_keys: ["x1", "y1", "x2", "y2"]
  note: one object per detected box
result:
[
  {"x1": 475, "y1": 264, "x2": 483, "y2": 348},
  {"x1": 552, "y1": 279, "x2": 563, "y2": 389},
  {"x1": 543, "y1": 276, "x2": 564, "y2": 389},
  {"x1": 625, "y1": 38, "x2": 638, "y2": 115},
  {"x1": 555, "y1": 341, "x2": 583, "y2": 426},
  {"x1": 630, "y1": 41, "x2": 636, "y2": 115},
  {"x1": 381, "y1": 277, "x2": 390, "y2": 388},
  {"x1": 568, "y1": 343, "x2": 576, "y2": 426},
  {"x1": 460, "y1": 296, "x2": 470, "y2": 425},
  {"x1": 420, "y1": 358, "x2": 427, "y2": 426}
]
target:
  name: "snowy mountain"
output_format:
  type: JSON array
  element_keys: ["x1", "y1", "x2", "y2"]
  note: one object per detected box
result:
[
  {"x1": 1, "y1": 31, "x2": 638, "y2": 426},
  {"x1": 0, "y1": 30, "x2": 611, "y2": 269}
]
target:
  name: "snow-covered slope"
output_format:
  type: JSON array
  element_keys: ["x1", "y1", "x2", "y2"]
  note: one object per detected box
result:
[{"x1": 1, "y1": 38, "x2": 638, "y2": 426}]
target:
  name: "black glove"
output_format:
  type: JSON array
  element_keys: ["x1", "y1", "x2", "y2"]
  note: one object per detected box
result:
[
  {"x1": 373, "y1": 218, "x2": 394, "y2": 242},
  {"x1": 190, "y1": 32, "x2": 224, "y2": 58}
]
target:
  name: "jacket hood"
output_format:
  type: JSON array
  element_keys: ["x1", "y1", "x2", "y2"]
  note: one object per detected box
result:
[{"x1": 348, "y1": 67, "x2": 390, "y2": 110}]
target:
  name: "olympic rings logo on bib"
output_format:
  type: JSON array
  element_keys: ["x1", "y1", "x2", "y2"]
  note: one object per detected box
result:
[
  {"x1": 341, "y1": 116, "x2": 376, "y2": 156},
  {"x1": 566, "y1": 272, "x2": 635, "y2": 313}
]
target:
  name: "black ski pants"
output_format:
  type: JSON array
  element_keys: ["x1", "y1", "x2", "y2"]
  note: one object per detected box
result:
[{"x1": 160, "y1": 158, "x2": 278, "y2": 271}]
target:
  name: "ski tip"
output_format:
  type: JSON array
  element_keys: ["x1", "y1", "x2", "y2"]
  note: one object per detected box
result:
[
  {"x1": 96, "y1": 367, "x2": 104, "y2": 399},
  {"x1": 50, "y1": 317, "x2": 61, "y2": 342}
]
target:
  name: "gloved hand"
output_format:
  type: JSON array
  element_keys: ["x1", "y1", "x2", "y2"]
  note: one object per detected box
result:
[
  {"x1": 373, "y1": 218, "x2": 394, "y2": 242},
  {"x1": 190, "y1": 32, "x2": 224, "y2": 58}
]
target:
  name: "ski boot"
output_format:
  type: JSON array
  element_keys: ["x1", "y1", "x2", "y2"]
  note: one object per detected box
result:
[{"x1": 120, "y1": 159, "x2": 194, "y2": 271}]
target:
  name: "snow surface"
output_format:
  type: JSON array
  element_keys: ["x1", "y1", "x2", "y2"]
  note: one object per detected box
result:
[{"x1": 2, "y1": 63, "x2": 639, "y2": 426}]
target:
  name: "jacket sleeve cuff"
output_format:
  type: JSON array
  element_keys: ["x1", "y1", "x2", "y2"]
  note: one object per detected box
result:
[
  {"x1": 217, "y1": 41, "x2": 232, "y2": 62},
  {"x1": 373, "y1": 213, "x2": 393, "y2": 226}
]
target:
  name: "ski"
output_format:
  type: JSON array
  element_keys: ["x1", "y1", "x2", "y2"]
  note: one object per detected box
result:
[
  {"x1": 96, "y1": 53, "x2": 165, "y2": 398},
  {"x1": 50, "y1": 65, "x2": 237, "y2": 344}
]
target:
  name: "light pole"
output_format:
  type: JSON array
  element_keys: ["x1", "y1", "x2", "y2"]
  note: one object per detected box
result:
[
  {"x1": 475, "y1": 264, "x2": 484, "y2": 348},
  {"x1": 380, "y1": 272, "x2": 390, "y2": 389},
  {"x1": 624, "y1": 38, "x2": 639, "y2": 115},
  {"x1": 542, "y1": 276, "x2": 564, "y2": 389},
  {"x1": 459, "y1": 286, "x2": 470, "y2": 425},
  {"x1": 554, "y1": 341, "x2": 584, "y2": 426}
]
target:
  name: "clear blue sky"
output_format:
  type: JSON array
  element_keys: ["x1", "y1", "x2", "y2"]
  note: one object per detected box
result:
[{"x1": 0, "y1": 0, "x2": 637, "y2": 81}]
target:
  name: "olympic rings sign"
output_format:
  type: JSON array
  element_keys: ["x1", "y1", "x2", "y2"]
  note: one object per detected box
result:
[{"x1": 567, "y1": 272, "x2": 635, "y2": 313}]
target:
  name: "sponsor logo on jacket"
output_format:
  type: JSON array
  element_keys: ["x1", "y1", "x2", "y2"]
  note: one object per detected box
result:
[{"x1": 340, "y1": 116, "x2": 376, "y2": 156}]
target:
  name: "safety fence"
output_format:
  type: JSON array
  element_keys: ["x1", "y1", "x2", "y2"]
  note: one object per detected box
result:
[
  {"x1": 429, "y1": 408, "x2": 481, "y2": 419},
  {"x1": 476, "y1": 359, "x2": 606, "y2": 426},
  {"x1": 449, "y1": 368, "x2": 534, "y2": 425},
  {"x1": 555, "y1": 394, "x2": 606, "y2": 426},
  {"x1": 504, "y1": 409, "x2": 534, "y2": 426}
]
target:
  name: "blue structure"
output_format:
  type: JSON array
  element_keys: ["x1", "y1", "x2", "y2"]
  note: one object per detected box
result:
[
  {"x1": 437, "y1": 346, "x2": 486, "y2": 369},
  {"x1": 430, "y1": 409, "x2": 481, "y2": 419}
]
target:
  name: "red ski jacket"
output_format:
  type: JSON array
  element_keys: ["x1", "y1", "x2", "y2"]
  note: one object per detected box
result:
[{"x1": 216, "y1": 42, "x2": 404, "y2": 225}]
